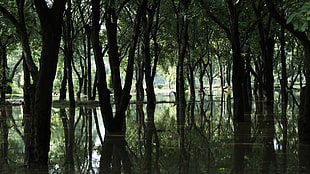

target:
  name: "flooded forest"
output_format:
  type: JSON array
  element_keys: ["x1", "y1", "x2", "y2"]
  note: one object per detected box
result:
[{"x1": 0, "y1": 0, "x2": 310, "y2": 173}]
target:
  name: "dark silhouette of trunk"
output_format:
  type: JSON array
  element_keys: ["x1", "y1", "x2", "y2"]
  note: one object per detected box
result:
[
  {"x1": 135, "y1": 57, "x2": 145, "y2": 131},
  {"x1": 226, "y1": 63, "x2": 231, "y2": 86},
  {"x1": 142, "y1": 0, "x2": 160, "y2": 123},
  {"x1": 199, "y1": 60, "x2": 207, "y2": 102},
  {"x1": 0, "y1": 44, "x2": 6, "y2": 104},
  {"x1": 63, "y1": 0, "x2": 75, "y2": 107},
  {"x1": 59, "y1": 58, "x2": 68, "y2": 100},
  {"x1": 243, "y1": 47, "x2": 252, "y2": 115},
  {"x1": 280, "y1": 24, "x2": 288, "y2": 171},
  {"x1": 227, "y1": 0, "x2": 245, "y2": 122},
  {"x1": 23, "y1": 54, "x2": 36, "y2": 167},
  {"x1": 32, "y1": 0, "x2": 67, "y2": 168},
  {"x1": 86, "y1": 27, "x2": 93, "y2": 100},
  {"x1": 172, "y1": 0, "x2": 188, "y2": 129},
  {"x1": 91, "y1": 0, "x2": 113, "y2": 132},
  {"x1": 105, "y1": 1, "x2": 122, "y2": 108},
  {"x1": 188, "y1": 65, "x2": 195, "y2": 104}
]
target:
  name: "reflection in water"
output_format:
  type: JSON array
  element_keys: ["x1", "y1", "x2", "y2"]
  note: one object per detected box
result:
[
  {"x1": 1, "y1": 91, "x2": 306, "y2": 173},
  {"x1": 60, "y1": 107, "x2": 75, "y2": 174},
  {"x1": 232, "y1": 121, "x2": 251, "y2": 174},
  {"x1": 299, "y1": 143, "x2": 310, "y2": 173},
  {"x1": 0, "y1": 106, "x2": 8, "y2": 170},
  {"x1": 261, "y1": 103, "x2": 277, "y2": 173},
  {"x1": 144, "y1": 120, "x2": 160, "y2": 174},
  {"x1": 99, "y1": 134, "x2": 131, "y2": 174},
  {"x1": 178, "y1": 109, "x2": 189, "y2": 174}
]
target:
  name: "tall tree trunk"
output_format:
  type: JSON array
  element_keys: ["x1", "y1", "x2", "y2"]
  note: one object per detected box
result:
[
  {"x1": 105, "y1": 1, "x2": 122, "y2": 108},
  {"x1": 0, "y1": 45, "x2": 6, "y2": 104},
  {"x1": 32, "y1": 0, "x2": 67, "y2": 168},
  {"x1": 64, "y1": 2, "x2": 76, "y2": 167},
  {"x1": 172, "y1": 0, "x2": 189, "y2": 128},
  {"x1": 142, "y1": 0, "x2": 159, "y2": 123},
  {"x1": 64, "y1": 0, "x2": 75, "y2": 107},
  {"x1": 227, "y1": 0, "x2": 245, "y2": 122},
  {"x1": 280, "y1": 24, "x2": 288, "y2": 171},
  {"x1": 91, "y1": 0, "x2": 113, "y2": 132}
]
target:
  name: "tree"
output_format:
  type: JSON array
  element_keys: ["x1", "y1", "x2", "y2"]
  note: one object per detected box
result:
[
  {"x1": 92, "y1": 0, "x2": 146, "y2": 133},
  {"x1": 32, "y1": 0, "x2": 67, "y2": 168}
]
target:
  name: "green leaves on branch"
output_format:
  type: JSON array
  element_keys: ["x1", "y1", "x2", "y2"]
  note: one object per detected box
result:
[{"x1": 286, "y1": 2, "x2": 310, "y2": 40}]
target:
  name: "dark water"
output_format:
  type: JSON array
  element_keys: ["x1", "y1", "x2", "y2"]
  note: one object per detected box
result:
[{"x1": 0, "y1": 92, "x2": 308, "y2": 174}]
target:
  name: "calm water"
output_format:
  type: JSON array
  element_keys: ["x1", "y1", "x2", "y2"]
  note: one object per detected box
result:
[{"x1": 0, "y1": 92, "x2": 308, "y2": 174}]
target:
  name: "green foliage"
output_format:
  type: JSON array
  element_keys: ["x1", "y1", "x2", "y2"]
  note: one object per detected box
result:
[{"x1": 286, "y1": 2, "x2": 310, "y2": 40}]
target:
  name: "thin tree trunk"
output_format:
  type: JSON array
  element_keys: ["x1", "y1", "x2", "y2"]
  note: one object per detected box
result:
[
  {"x1": 0, "y1": 45, "x2": 6, "y2": 104},
  {"x1": 64, "y1": 0, "x2": 75, "y2": 107}
]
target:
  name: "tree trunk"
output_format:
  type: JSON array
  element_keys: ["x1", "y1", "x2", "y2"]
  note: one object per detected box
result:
[
  {"x1": 105, "y1": 1, "x2": 122, "y2": 107},
  {"x1": 135, "y1": 59, "x2": 145, "y2": 128},
  {"x1": 64, "y1": 0, "x2": 75, "y2": 107},
  {"x1": 142, "y1": 0, "x2": 159, "y2": 124},
  {"x1": 59, "y1": 59, "x2": 68, "y2": 100},
  {"x1": 173, "y1": 0, "x2": 188, "y2": 128},
  {"x1": 227, "y1": 0, "x2": 245, "y2": 122},
  {"x1": 91, "y1": 0, "x2": 113, "y2": 132},
  {"x1": 300, "y1": 44, "x2": 310, "y2": 142},
  {"x1": 0, "y1": 45, "x2": 6, "y2": 104},
  {"x1": 32, "y1": 0, "x2": 67, "y2": 168}
]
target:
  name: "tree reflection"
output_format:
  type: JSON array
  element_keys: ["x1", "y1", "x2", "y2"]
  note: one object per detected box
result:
[
  {"x1": 299, "y1": 143, "x2": 310, "y2": 173},
  {"x1": 60, "y1": 107, "x2": 75, "y2": 174},
  {"x1": 178, "y1": 107, "x2": 189, "y2": 174},
  {"x1": 99, "y1": 134, "x2": 132, "y2": 174},
  {"x1": 260, "y1": 103, "x2": 277, "y2": 173},
  {"x1": 232, "y1": 121, "x2": 251, "y2": 174},
  {"x1": 0, "y1": 106, "x2": 8, "y2": 170},
  {"x1": 144, "y1": 118, "x2": 160, "y2": 174}
]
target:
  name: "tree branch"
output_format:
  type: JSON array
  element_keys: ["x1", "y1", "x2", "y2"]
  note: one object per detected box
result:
[
  {"x1": 198, "y1": 0, "x2": 231, "y2": 38},
  {"x1": 265, "y1": 0, "x2": 308, "y2": 44}
]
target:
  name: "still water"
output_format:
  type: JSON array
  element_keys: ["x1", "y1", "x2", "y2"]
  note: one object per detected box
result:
[{"x1": 0, "y1": 92, "x2": 308, "y2": 173}]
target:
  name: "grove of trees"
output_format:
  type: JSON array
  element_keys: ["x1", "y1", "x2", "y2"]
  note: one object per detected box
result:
[{"x1": 0, "y1": 0, "x2": 309, "y2": 170}]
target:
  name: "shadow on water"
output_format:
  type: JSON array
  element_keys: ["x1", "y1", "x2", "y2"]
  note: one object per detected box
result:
[{"x1": 0, "y1": 91, "x2": 307, "y2": 173}]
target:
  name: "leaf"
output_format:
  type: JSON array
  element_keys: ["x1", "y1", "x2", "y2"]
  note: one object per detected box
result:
[
  {"x1": 287, "y1": 13, "x2": 298, "y2": 24},
  {"x1": 300, "y1": 22, "x2": 308, "y2": 32}
]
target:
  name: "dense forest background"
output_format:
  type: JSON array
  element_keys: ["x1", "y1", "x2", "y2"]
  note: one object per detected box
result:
[{"x1": 0, "y1": 0, "x2": 310, "y2": 171}]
